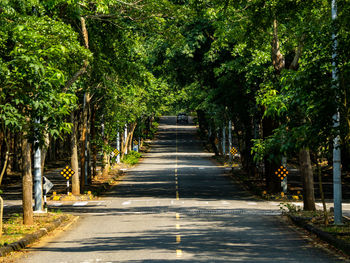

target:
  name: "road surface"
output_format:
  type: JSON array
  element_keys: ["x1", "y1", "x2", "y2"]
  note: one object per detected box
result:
[{"x1": 18, "y1": 117, "x2": 344, "y2": 262}]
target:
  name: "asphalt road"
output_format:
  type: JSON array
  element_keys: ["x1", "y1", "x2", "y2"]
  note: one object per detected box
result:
[{"x1": 17, "y1": 117, "x2": 344, "y2": 262}]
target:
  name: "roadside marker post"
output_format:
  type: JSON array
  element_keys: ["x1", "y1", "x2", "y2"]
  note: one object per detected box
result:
[
  {"x1": 230, "y1": 147, "x2": 238, "y2": 156},
  {"x1": 275, "y1": 166, "x2": 289, "y2": 193},
  {"x1": 113, "y1": 149, "x2": 120, "y2": 157},
  {"x1": 61, "y1": 166, "x2": 75, "y2": 195}
]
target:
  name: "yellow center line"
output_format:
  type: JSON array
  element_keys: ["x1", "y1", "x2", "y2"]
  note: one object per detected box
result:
[
  {"x1": 176, "y1": 249, "x2": 182, "y2": 258},
  {"x1": 175, "y1": 121, "x2": 179, "y2": 201},
  {"x1": 175, "y1": 122, "x2": 182, "y2": 258},
  {"x1": 176, "y1": 235, "x2": 181, "y2": 243}
]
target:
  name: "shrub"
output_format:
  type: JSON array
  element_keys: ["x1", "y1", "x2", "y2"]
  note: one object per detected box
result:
[{"x1": 122, "y1": 151, "x2": 142, "y2": 165}]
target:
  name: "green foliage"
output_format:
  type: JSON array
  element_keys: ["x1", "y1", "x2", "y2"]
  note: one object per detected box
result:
[
  {"x1": 2, "y1": 0, "x2": 350, "y2": 177},
  {"x1": 121, "y1": 151, "x2": 142, "y2": 165},
  {"x1": 0, "y1": 2, "x2": 91, "y2": 144}
]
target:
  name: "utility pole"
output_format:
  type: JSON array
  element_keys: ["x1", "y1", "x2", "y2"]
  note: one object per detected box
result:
[
  {"x1": 332, "y1": 0, "x2": 342, "y2": 225},
  {"x1": 33, "y1": 119, "x2": 43, "y2": 212}
]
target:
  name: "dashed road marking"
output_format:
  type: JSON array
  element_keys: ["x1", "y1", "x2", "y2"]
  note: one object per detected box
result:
[
  {"x1": 176, "y1": 213, "x2": 180, "y2": 220},
  {"x1": 176, "y1": 224, "x2": 180, "y2": 229},
  {"x1": 72, "y1": 201, "x2": 88, "y2": 206},
  {"x1": 176, "y1": 235, "x2": 181, "y2": 243},
  {"x1": 122, "y1": 201, "x2": 131, "y2": 205},
  {"x1": 176, "y1": 249, "x2": 183, "y2": 258}
]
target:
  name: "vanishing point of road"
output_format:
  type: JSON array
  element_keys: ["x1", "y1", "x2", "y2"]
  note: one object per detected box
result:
[{"x1": 18, "y1": 117, "x2": 344, "y2": 262}]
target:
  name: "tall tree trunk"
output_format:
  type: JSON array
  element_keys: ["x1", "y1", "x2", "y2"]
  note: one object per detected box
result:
[
  {"x1": 40, "y1": 131, "x2": 50, "y2": 180},
  {"x1": 271, "y1": 19, "x2": 285, "y2": 74},
  {"x1": 127, "y1": 122, "x2": 137, "y2": 153},
  {"x1": 79, "y1": 16, "x2": 90, "y2": 191},
  {"x1": 90, "y1": 105, "x2": 97, "y2": 179},
  {"x1": 299, "y1": 148, "x2": 316, "y2": 211},
  {"x1": 263, "y1": 116, "x2": 280, "y2": 193},
  {"x1": 121, "y1": 129, "x2": 125, "y2": 159},
  {"x1": 122, "y1": 124, "x2": 131, "y2": 158},
  {"x1": 71, "y1": 111, "x2": 80, "y2": 195},
  {"x1": 209, "y1": 125, "x2": 219, "y2": 156},
  {"x1": 7, "y1": 132, "x2": 14, "y2": 174},
  {"x1": 0, "y1": 130, "x2": 9, "y2": 185},
  {"x1": 86, "y1": 101, "x2": 92, "y2": 184},
  {"x1": 22, "y1": 132, "x2": 33, "y2": 225},
  {"x1": 102, "y1": 137, "x2": 110, "y2": 178},
  {"x1": 80, "y1": 93, "x2": 91, "y2": 191},
  {"x1": 317, "y1": 160, "x2": 329, "y2": 225}
]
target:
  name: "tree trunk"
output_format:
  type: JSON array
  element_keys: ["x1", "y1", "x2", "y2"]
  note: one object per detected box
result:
[
  {"x1": 299, "y1": 148, "x2": 316, "y2": 211},
  {"x1": 122, "y1": 124, "x2": 131, "y2": 158},
  {"x1": 22, "y1": 133, "x2": 33, "y2": 225},
  {"x1": 196, "y1": 110, "x2": 208, "y2": 135},
  {"x1": 86, "y1": 101, "x2": 92, "y2": 184},
  {"x1": 209, "y1": 126, "x2": 219, "y2": 156},
  {"x1": 102, "y1": 137, "x2": 110, "y2": 178},
  {"x1": 121, "y1": 129, "x2": 125, "y2": 159},
  {"x1": 71, "y1": 111, "x2": 80, "y2": 195},
  {"x1": 91, "y1": 105, "x2": 97, "y2": 179},
  {"x1": 127, "y1": 122, "x2": 137, "y2": 153},
  {"x1": 40, "y1": 131, "x2": 50, "y2": 180},
  {"x1": 317, "y1": 160, "x2": 329, "y2": 225},
  {"x1": 271, "y1": 19, "x2": 285, "y2": 74},
  {"x1": 263, "y1": 116, "x2": 280, "y2": 193},
  {"x1": 79, "y1": 16, "x2": 90, "y2": 191},
  {"x1": 80, "y1": 93, "x2": 91, "y2": 191},
  {"x1": 0, "y1": 131, "x2": 9, "y2": 185}
]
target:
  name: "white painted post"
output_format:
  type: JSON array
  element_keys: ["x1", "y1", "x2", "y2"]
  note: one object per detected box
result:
[{"x1": 33, "y1": 119, "x2": 43, "y2": 212}]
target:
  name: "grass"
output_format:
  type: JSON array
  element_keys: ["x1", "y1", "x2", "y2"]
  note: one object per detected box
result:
[
  {"x1": 0, "y1": 212, "x2": 71, "y2": 247},
  {"x1": 321, "y1": 225, "x2": 350, "y2": 234}
]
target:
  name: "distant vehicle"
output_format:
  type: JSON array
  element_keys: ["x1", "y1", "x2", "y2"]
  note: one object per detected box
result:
[{"x1": 177, "y1": 113, "x2": 188, "y2": 124}]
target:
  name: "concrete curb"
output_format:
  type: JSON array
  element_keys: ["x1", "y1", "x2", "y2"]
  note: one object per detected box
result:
[
  {"x1": 0, "y1": 214, "x2": 71, "y2": 257},
  {"x1": 289, "y1": 215, "x2": 350, "y2": 256}
]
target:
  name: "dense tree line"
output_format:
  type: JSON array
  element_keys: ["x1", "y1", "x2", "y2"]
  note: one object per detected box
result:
[
  {"x1": 1, "y1": 0, "x2": 350, "y2": 224},
  {"x1": 0, "y1": 0, "x2": 175, "y2": 224},
  {"x1": 147, "y1": 0, "x2": 350, "y2": 210}
]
